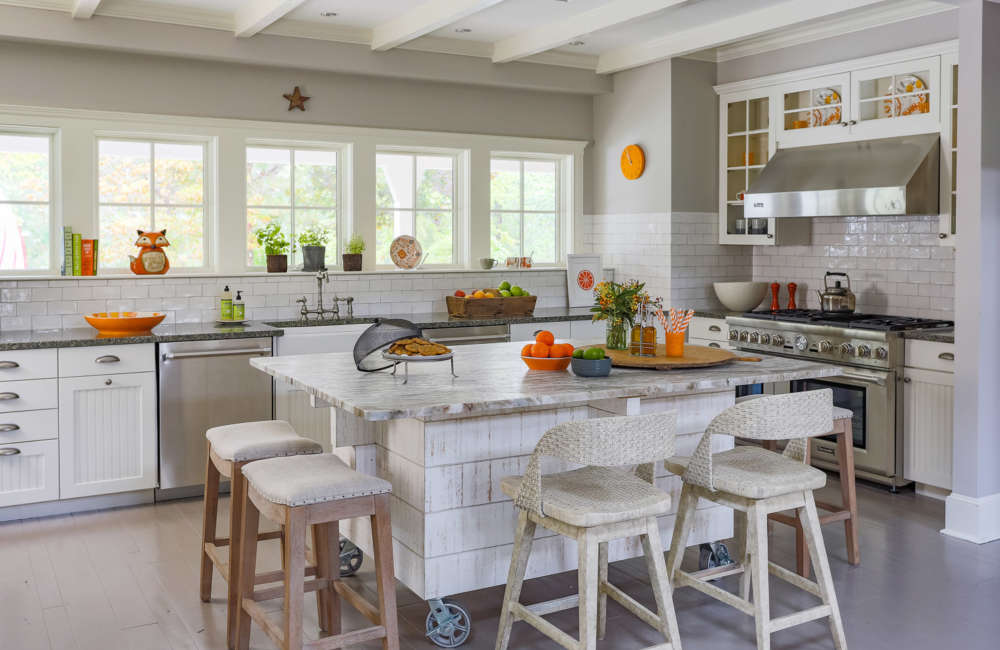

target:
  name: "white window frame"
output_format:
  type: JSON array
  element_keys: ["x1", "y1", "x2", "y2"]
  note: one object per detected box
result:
[
  {"x1": 94, "y1": 132, "x2": 216, "y2": 273},
  {"x1": 0, "y1": 126, "x2": 60, "y2": 275},
  {"x1": 489, "y1": 152, "x2": 567, "y2": 266},
  {"x1": 244, "y1": 140, "x2": 346, "y2": 271},
  {"x1": 375, "y1": 146, "x2": 467, "y2": 268}
]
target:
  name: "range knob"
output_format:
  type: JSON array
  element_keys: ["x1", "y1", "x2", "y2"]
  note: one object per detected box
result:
[
  {"x1": 729, "y1": 329, "x2": 739, "y2": 341},
  {"x1": 794, "y1": 335, "x2": 808, "y2": 351},
  {"x1": 817, "y1": 340, "x2": 833, "y2": 353},
  {"x1": 772, "y1": 334, "x2": 784, "y2": 347},
  {"x1": 875, "y1": 347, "x2": 888, "y2": 360},
  {"x1": 840, "y1": 343, "x2": 855, "y2": 356},
  {"x1": 739, "y1": 330, "x2": 749, "y2": 342},
  {"x1": 749, "y1": 331, "x2": 760, "y2": 343},
  {"x1": 759, "y1": 333, "x2": 771, "y2": 345},
  {"x1": 857, "y1": 344, "x2": 872, "y2": 358}
]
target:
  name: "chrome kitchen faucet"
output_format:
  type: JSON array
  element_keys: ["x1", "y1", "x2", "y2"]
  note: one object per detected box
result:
[{"x1": 296, "y1": 270, "x2": 354, "y2": 321}]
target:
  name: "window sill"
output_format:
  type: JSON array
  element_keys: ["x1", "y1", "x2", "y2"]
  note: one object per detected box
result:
[{"x1": 0, "y1": 266, "x2": 575, "y2": 281}]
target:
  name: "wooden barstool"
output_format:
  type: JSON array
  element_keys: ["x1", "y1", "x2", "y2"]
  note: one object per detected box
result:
[
  {"x1": 235, "y1": 453, "x2": 399, "y2": 650},
  {"x1": 761, "y1": 405, "x2": 860, "y2": 577},
  {"x1": 200, "y1": 420, "x2": 323, "y2": 648}
]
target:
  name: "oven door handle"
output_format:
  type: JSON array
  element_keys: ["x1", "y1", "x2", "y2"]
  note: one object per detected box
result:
[{"x1": 836, "y1": 371, "x2": 887, "y2": 387}]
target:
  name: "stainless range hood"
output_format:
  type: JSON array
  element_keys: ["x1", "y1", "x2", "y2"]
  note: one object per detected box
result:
[{"x1": 744, "y1": 133, "x2": 939, "y2": 218}]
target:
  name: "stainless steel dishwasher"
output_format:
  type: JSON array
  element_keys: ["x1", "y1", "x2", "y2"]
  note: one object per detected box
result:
[{"x1": 157, "y1": 338, "x2": 274, "y2": 499}]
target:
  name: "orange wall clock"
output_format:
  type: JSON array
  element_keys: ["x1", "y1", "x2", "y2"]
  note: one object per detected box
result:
[{"x1": 620, "y1": 144, "x2": 645, "y2": 180}]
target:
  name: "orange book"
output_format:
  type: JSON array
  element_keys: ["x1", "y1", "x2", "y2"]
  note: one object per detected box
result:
[{"x1": 81, "y1": 239, "x2": 95, "y2": 276}]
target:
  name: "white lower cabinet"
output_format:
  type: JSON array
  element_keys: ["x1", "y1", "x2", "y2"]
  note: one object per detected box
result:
[
  {"x1": 510, "y1": 321, "x2": 572, "y2": 342},
  {"x1": 0, "y1": 439, "x2": 59, "y2": 507},
  {"x1": 58, "y1": 372, "x2": 158, "y2": 499},
  {"x1": 902, "y1": 366, "x2": 954, "y2": 491}
]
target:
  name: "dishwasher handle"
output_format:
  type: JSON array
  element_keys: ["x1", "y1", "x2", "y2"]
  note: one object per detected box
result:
[
  {"x1": 161, "y1": 347, "x2": 271, "y2": 361},
  {"x1": 431, "y1": 335, "x2": 509, "y2": 344}
]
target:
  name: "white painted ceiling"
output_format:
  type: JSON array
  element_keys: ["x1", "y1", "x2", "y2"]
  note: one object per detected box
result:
[{"x1": 0, "y1": 0, "x2": 955, "y2": 73}]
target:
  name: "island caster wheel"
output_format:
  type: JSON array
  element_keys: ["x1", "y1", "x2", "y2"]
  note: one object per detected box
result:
[
  {"x1": 698, "y1": 542, "x2": 733, "y2": 570},
  {"x1": 425, "y1": 598, "x2": 471, "y2": 648},
  {"x1": 339, "y1": 539, "x2": 363, "y2": 577}
]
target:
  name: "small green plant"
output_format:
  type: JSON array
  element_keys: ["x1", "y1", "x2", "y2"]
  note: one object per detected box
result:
[
  {"x1": 297, "y1": 225, "x2": 331, "y2": 248},
  {"x1": 254, "y1": 223, "x2": 290, "y2": 256},
  {"x1": 346, "y1": 234, "x2": 366, "y2": 255}
]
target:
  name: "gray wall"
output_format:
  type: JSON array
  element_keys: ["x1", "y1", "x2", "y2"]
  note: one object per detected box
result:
[
  {"x1": 717, "y1": 12, "x2": 958, "y2": 84},
  {"x1": 0, "y1": 41, "x2": 594, "y2": 141},
  {"x1": 670, "y1": 58, "x2": 718, "y2": 213}
]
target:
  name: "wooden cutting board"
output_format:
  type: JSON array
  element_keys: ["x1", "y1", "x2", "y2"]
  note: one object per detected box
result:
[{"x1": 598, "y1": 344, "x2": 750, "y2": 370}]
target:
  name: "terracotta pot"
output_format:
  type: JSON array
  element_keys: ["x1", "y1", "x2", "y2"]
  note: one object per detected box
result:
[
  {"x1": 301, "y1": 245, "x2": 326, "y2": 272},
  {"x1": 266, "y1": 254, "x2": 288, "y2": 273},
  {"x1": 342, "y1": 253, "x2": 362, "y2": 272}
]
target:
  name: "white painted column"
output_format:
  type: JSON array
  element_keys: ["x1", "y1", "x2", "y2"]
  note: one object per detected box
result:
[{"x1": 945, "y1": 0, "x2": 1000, "y2": 544}]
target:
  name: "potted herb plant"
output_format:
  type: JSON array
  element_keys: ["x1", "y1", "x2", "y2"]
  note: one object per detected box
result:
[
  {"x1": 590, "y1": 280, "x2": 653, "y2": 350},
  {"x1": 297, "y1": 225, "x2": 330, "y2": 272},
  {"x1": 254, "y1": 223, "x2": 290, "y2": 273},
  {"x1": 343, "y1": 234, "x2": 365, "y2": 272}
]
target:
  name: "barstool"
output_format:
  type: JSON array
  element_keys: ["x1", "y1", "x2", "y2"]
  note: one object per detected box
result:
[
  {"x1": 200, "y1": 420, "x2": 323, "y2": 648},
  {"x1": 235, "y1": 453, "x2": 399, "y2": 650},
  {"x1": 495, "y1": 412, "x2": 683, "y2": 650},
  {"x1": 665, "y1": 390, "x2": 848, "y2": 650}
]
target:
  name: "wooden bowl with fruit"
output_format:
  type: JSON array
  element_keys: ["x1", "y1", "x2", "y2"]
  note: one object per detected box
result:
[
  {"x1": 520, "y1": 330, "x2": 573, "y2": 371},
  {"x1": 447, "y1": 281, "x2": 537, "y2": 318}
]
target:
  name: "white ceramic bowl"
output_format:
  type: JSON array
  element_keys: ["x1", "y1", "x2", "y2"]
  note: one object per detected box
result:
[{"x1": 713, "y1": 281, "x2": 769, "y2": 312}]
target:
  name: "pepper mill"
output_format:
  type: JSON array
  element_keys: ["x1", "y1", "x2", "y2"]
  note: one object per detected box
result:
[
  {"x1": 787, "y1": 282, "x2": 798, "y2": 310},
  {"x1": 770, "y1": 282, "x2": 781, "y2": 312}
]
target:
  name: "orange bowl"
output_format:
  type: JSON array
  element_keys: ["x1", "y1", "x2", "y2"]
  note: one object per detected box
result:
[
  {"x1": 521, "y1": 355, "x2": 572, "y2": 371},
  {"x1": 84, "y1": 311, "x2": 166, "y2": 336}
]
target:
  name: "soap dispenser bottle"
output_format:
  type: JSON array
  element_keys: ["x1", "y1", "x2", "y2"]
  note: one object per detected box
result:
[
  {"x1": 220, "y1": 285, "x2": 233, "y2": 321},
  {"x1": 233, "y1": 290, "x2": 245, "y2": 322}
]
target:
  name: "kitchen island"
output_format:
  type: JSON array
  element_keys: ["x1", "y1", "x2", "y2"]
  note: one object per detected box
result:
[{"x1": 251, "y1": 342, "x2": 841, "y2": 644}]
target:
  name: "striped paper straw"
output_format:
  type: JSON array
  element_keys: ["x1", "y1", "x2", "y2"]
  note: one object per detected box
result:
[
  {"x1": 655, "y1": 309, "x2": 669, "y2": 331},
  {"x1": 679, "y1": 309, "x2": 694, "y2": 333},
  {"x1": 669, "y1": 308, "x2": 678, "y2": 333}
]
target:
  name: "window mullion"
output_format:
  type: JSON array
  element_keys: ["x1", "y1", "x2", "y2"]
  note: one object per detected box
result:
[
  {"x1": 290, "y1": 149, "x2": 297, "y2": 266},
  {"x1": 519, "y1": 160, "x2": 525, "y2": 258},
  {"x1": 149, "y1": 141, "x2": 156, "y2": 231}
]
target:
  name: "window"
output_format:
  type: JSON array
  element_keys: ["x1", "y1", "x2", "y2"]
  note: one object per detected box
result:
[
  {"x1": 0, "y1": 132, "x2": 53, "y2": 271},
  {"x1": 376, "y1": 152, "x2": 455, "y2": 265},
  {"x1": 490, "y1": 157, "x2": 559, "y2": 264},
  {"x1": 98, "y1": 138, "x2": 209, "y2": 270},
  {"x1": 246, "y1": 146, "x2": 338, "y2": 268}
]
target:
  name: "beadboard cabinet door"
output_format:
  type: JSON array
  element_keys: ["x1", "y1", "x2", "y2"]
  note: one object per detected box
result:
[
  {"x1": 59, "y1": 372, "x2": 157, "y2": 499},
  {"x1": 0, "y1": 439, "x2": 59, "y2": 507},
  {"x1": 902, "y1": 366, "x2": 954, "y2": 490}
]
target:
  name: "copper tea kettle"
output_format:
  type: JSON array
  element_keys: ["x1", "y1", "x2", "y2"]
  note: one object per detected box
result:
[{"x1": 817, "y1": 272, "x2": 856, "y2": 313}]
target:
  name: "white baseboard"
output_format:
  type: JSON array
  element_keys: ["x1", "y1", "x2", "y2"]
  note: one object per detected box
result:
[
  {"x1": 0, "y1": 490, "x2": 154, "y2": 522},
  {"x1": 942, "y1": 491, "x2": 1000, "y2": 544},
  {"x1": 916, "y1": 483, "x2": 951, "y2": 501}
]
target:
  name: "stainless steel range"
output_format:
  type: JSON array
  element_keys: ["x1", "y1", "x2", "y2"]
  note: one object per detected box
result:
[{"x1": 726, "y1": 309, "x2": 952, "y2": 487}]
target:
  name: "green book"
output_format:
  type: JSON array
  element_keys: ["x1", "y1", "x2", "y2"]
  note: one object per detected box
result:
[
  {"x1": 93, "y1": 240, "x2": 99, "y2": 275},
  {"x1": 62, "y1": 227, "x2": 73, "y2": 276},
  {"x1": 72, "y1": 233, "x2": 82, "y2": 276}
]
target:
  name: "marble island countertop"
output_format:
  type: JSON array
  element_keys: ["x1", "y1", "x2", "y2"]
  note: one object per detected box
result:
[{"x1": 251, "y1": 341, "x2": 843, "y2": 421}]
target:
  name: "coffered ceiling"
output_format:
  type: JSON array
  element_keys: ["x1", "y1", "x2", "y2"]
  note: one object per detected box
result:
[{"x1": 1, "y1": 0, "x2": 955, "y2": 73}]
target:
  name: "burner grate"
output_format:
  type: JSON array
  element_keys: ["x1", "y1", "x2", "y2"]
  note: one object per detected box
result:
[{"x1": 742, "y1": 309, "x2": 953, "y2": 331}]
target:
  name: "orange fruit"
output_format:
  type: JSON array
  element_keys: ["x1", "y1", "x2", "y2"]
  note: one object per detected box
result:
[
  {"x1": 550, "y1": 343, "x2": 574, "y2": 358},
  {"x1": 472, "y1": 290, "x2": 487, "y2": 299},
  {"x1": 521, "y1": 344, "x2": 534, "y2": 357},
  {"x1": 530, "y1": 342, "x2": 551, "y2": 358},
  {"x1": 535, "y1": 330, "x2": 555, "y2": 346}
]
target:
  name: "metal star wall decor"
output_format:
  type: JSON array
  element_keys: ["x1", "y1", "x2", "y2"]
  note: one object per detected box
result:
[{"x1": 283, "y1": 86, "x2": 310, "y2": 111}]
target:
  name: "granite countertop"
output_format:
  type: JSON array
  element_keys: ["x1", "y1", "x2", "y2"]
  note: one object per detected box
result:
[
  {"x1": 251, "y1": 340, "x2": 843, "y2": 422},
  {"x1": 903, "y1": 328, "x2": 954, "y2": 343},
  {"x1": 265, "y1": 307, "x2": 596, "y2": 329},
  {"x1": 694, "y1": 310, "x2": 742, "y2": 320},
  {"x1": 0, "y1": 321, "x2": 282, "y2": 351}
]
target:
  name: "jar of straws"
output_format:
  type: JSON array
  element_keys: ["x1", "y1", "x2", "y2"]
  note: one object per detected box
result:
[{"x1": 657, "y1": 308, "x2": 694, "y2": 357}]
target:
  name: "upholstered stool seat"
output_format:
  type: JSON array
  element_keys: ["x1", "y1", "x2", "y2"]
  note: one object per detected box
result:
[
  {"x1": 665, "y1": 446, "x2": 827, "y2": 499},
  {"x1": 243, "y1": 454, "x2": 391, "y2": 507},
  {"x1": 206, "y1": 420, "x2": 322, "y2": 462},
  {"x1": 500, "y1": 466, "x2": 671, "y2": 527}
]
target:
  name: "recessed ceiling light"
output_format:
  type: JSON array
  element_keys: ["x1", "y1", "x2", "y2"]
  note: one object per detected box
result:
[
  {"x1": 569, "y1": 40, "x2": 585, "y2": 46},
  {"x1": 320, "y1": 11, "x2": 337, "y2": 17},
  {"x1": 455, "y1": 27, "x2": 472, "y2": 33}
]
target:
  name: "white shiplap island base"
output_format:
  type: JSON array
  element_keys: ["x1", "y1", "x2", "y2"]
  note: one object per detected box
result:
[{"x1": 251, "y1": 341, "x2": 841, "y2": 644}]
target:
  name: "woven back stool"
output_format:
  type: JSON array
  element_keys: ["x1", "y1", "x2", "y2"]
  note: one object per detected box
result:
[
  {"x1": 235, "y1": 453, "x2": 399, "y2": 650},
  {"x1": 495, "y1": 412, "x2": 683, "y2": 650},
  {"x1": 665, "y1": 390, "x2": 848, "y2": 650},
  {"x1": 200, "y1": 420, "x2": 323, "y2": 648}
]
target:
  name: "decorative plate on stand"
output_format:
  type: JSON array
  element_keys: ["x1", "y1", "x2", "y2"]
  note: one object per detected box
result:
[{"x1": 390, "y1": 235, "x2": 423, "y2": 270}]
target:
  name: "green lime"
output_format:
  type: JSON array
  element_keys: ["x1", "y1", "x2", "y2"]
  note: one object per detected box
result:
[
  {"x1": 498, "y1": 281, "x2": 511, "y2": 291},
  {"x1": 499, "y1": 289, "x2": 512, "y2": 297},
  {"x1": 521, "y1": 290, "x2": 530, "y2": 296},
  {"x1": 572, "y1": 348, "x2": 585, "y2": 359},
  {"x1": 583, "y1": 347, "x2": 605, "y2": 361},
  {"x1": 510, "y1": 286, "x2": 524, "y2": 296}
]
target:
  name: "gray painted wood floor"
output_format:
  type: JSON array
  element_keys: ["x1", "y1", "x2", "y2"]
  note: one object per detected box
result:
[{"x1": 1, "y1": 478, "x2": 997, "y2": 650}]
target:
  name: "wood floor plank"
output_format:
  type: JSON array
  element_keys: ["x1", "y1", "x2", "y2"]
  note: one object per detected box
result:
[
  {"x1": 41, "y1": 606, "x2": 76, "y2": 650},
  {"x1": 0, "y1": 574, "x2": 51, "y2": 650}
]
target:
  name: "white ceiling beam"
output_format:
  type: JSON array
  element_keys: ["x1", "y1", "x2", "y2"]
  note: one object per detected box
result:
[
  {"x1": 71, "y1": 0, "x2": 102, "y2": 19},
  {"x1": 235, "y1": 0, "x2": 309, "y2": 39},
  {"x1": 371, "y1": 0, "x2": 505, "y2": 52},
  {"x1": 597, "y1": 0, "x2": 891, "y2": 74},
  {"x1": 492, "y1": 0, "x2": 690, "y2": 64}
]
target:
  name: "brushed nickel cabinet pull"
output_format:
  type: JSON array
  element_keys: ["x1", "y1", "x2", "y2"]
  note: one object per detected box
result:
[
  {"x1": 709, "y1": 343, "x2": 721, "y2": 348},
  {"x1": 95, "y1": 355, "x2": 121, "y2": 364},
  {"x1": 0, "y1": 392, "x2": 20, "y2": 400},
  {"x1": 709, "y1": 325, "x2": 721, "y2": 332},
  {"x1": 0, "y1": 448, "x2": 20, "y2": 456},
  {"x1": 0, "y1": 361, "x2": 20, "y2": 369},
  {"x1": 903, "y1": 377, "x2": 912, "y2": 383},
  {"x1": 938, "y1": 352, "x2": 954, "y2": 361},
  {"x1": 0, "y1": 424, "x2": 20, "y2": 432}
]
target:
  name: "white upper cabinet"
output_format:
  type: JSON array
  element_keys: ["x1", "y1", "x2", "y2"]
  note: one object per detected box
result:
[
  {"x1": 939, "y1": 54, "x2": 958, "y2": 245},
  {"x1": 775, "y1": 73, "x2": 852, "y2": 149},
  {"x1": 850, "y1": 57, "x2": 940, "y2": 140}
]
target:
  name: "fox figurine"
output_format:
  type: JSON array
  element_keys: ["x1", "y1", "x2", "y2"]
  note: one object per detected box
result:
[{"x1": 129, "y1": 229, "x2": 170, "y2": 275}]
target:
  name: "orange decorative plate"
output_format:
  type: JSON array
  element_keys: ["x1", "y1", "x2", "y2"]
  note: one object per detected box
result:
[
  {"x1": 521, "y1": 356, "x2": 572, "y2": 371},
  {"x1": 84, "y1": 312, "x2": 165, "y2": 335}
]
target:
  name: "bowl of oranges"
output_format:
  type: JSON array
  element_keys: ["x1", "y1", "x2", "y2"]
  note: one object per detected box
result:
[{"x1": 520, "y1": 330, "x2": 574, "y2": 371}]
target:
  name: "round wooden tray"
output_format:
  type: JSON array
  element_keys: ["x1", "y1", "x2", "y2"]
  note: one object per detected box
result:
[{"x1": 599, "y1": 344, "x2": 752, "y2": 370}]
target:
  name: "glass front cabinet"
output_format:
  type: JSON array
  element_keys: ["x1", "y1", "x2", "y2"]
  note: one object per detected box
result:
[{"x1": 717, "y1": 46, "x2": 955, "y2": 246}]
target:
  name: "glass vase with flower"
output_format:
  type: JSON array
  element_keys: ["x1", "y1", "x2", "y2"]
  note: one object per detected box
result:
[{"x1": 590, "y1": 280, "x2": 658, "y2": 351}]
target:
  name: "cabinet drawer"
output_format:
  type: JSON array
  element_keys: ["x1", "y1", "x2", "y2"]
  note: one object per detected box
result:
[
  {"x1": 0, "y1": 349, "x2": 57, "y2": 381},
  {"x1": 59, "y1": 344, "x2": 155, "y2": 377},
  {"x1": 0, "y1": 409, "x2": 58, "y2": 444},
  {"x1": 904, "y1": 340, "x2": 955, "y2": 373},
  {"x1": 510, "y1": 321, "x2": 572, "y2": 342},
  {"x1": 0, "y1": 439, "x2": 59, "y2": 507},
  {"x1": 689, "y1": 337, "x2": 736, "y2": 351},
  {"x1": 0, "y1": 379, "x2": 58, "y2": 413},
  {"x1": 689, "y1": 318, "x2": 729, "y2": 342}
]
